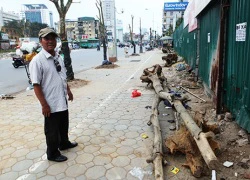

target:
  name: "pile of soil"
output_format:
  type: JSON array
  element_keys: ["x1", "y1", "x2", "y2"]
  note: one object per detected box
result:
[
  {"x1": 68, "y1": 78, "x2": 89, "y2": 89},
  {"x1": 95, "y1": 64, "x2": 119, "y2": 69}
]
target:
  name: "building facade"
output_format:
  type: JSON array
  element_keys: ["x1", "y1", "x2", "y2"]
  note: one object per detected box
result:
[
  {"x1": 62, "y1": 17, "x2": 99, "y2": 42},
  {"x1": 102, "y1": 0, "x2": 123, "y2": 43},
  {"x1": 77, "y1": 17, "x2": 99, "y2": 40},
  {"x1": 116, "y1": 19, "x2": 123, "y2": 43},
  {"x1": 22, "y1": 4, "x2": 54, "y2": 28},
  {"x1": 102, "y1": 0, "x2": 115, "y2": 42},
  {"x1": 0, "y1": 8, "x2": 20, "y2": 29},
  {"x1": 0, "y1": 8, "x2": 20, "y2": 48}
]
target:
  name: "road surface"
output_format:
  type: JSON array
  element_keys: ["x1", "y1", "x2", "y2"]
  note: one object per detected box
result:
[{"x1": 0, "y1": 47, "x2": 138, "y2": 95}]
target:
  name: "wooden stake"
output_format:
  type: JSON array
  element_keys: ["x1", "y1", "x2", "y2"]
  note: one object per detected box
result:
[{"x1": 180, "y1": 86, "x2": 206, "y2": 102}]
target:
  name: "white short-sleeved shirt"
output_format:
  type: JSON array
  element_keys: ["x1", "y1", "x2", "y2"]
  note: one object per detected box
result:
[{"x1": 29, "y1": 48, "x2": 68, "y2": 113}]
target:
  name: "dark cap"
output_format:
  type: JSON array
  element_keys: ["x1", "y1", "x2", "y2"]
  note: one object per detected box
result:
[{"x1": 38, "y1": 27, "x2": 58, "y2": 38}]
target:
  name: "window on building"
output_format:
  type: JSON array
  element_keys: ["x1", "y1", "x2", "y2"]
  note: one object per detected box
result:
[
  {"x1": 170, "y1": 18, "x2": 173, "y2": 24},
  {"x1": 170, "y1": 12, "x2": 173, "y2": 16}
]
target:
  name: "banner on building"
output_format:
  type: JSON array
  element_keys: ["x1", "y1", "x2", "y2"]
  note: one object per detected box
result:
[
  {"x1": 188, "y1": 0, "x2": 197, "y2": 32},
  {"x1": 183, "y1": 0, "x2": 198, "y2": 32},
  {"x1": 82, "y1": 35, "x2": 88, "y2": 39},
  {"x1": 164, "y1": 2, "x2": 188, "y2": 11}
]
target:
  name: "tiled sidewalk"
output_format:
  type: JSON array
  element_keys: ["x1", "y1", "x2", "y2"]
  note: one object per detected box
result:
[{"x1": 0, "y1": 50, "x2": 165, "y2": 179}]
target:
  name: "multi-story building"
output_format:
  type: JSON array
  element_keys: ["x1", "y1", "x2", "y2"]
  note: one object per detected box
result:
[
  {"x1": 102, "y1": 0, "x2": 115, "y2": 42},
  {"x1": 162, "y1": 1, "x2": 188, "y2": 35},
  {"x1": 62, "y1": 17, "x2": 99, "y2": 42},
  {"x1": 22, "y1": 4, "x2": 54, "y2": 28},
  {"x1": 64, "y1": 20, "x2": 78, "y2": 41},
  {"x1": 0, "y1": 8, "x2": 20, "y2": 29},
  {"x1": 0, "y1": 8, "x2": 20, "y2": 48},
  {"x1": 102, "y1": 0, "x2": 123, "y2": 43},
  {"x1": 116, "y1": 19, "x2": 123, "y2": 43},
  {"x1": 77, "y1": 17, "x2": 99, "y2": 40}
]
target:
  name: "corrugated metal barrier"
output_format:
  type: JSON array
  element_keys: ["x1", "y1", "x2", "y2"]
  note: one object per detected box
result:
[
  {"x1": 172, "y1": 0, "x2": 250, "y2": 132},
  {"x1": 224, "y1": 0, "x2": 250, "y2": 132}
]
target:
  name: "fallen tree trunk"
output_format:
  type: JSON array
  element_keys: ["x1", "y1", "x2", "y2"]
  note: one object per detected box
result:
[
  {"x1": 146, "y1": 94, "x2": 164, "y2": 180},
  {"x1": 174, "y1": 100, "x2": 218, "y2": 169},
  {"x1": 142, "y1": 65, "x2": 218, "y2": 172}
]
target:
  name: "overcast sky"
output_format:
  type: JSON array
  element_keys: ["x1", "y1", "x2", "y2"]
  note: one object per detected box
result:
[{"x1": 1, "y1": 0, "x2": 177, "y2": 34}]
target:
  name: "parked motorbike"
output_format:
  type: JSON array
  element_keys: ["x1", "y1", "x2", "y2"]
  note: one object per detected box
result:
[
  {"x1": 97, "y1": 45, "x2": 100, "y2": 51},
  {"x1": 12, "y1": 56, "x2": 26, "y2": 68}
]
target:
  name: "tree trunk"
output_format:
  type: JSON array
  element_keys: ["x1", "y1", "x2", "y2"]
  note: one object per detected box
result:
[
  {"x1": 60, "y1": 16, "x2": 74, "y2": 80},
  {"x1": 102, "y1": 37, "x2": 107, "y2": 60},
  {"x1": 133, "y1": 42, "x2": 136, "y2": 54},
  {"x1": 150, "y1": 95, "x2": 164, "y2": 180}
]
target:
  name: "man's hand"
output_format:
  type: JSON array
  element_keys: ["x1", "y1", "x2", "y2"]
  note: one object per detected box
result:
[
  {"x1": 68, "y1": 90, "x2": 73, "y2": 101},
  {"x1": 42, "y1": 104, "x2": 51, "y2": 117},
  {"x1": 67, "y1": 84, "x2": 73, "y2": 101},
  {"x1": 33, "y1": 84, "x2": 51, "y2": 117}
]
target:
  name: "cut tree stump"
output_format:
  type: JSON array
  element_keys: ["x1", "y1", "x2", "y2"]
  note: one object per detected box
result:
[{"x1": 162, "y1": 53, "x2": 178, "y2": 67}]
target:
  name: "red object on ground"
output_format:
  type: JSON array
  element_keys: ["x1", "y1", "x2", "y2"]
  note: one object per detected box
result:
[{"x1": 131, "y1": 90, "x2": 141, "y2": 98}]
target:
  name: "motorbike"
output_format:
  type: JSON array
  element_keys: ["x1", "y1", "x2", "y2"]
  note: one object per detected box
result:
[
  {"x1": 12, "y1": 56, "x2": 26, "y2": 68},
  {"x1": 97, "y1": 45, "x2": 100, "y2": 51}
]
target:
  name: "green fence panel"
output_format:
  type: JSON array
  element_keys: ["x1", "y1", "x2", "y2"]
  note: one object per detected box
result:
[
  {"x1": 173, "y1": 23, "x2": 197, "y2": 69},
  {"x1": 198, "y1": 1, "x2": 221, "y2": 91},
  {"x1": 224, "y1": 0, "x2": 250, "y2": 132}
]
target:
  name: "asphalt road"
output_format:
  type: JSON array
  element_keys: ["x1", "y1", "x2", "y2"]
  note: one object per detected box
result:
[{"x1": 0, "y1": 47, "x2": 136, "y2": 95}]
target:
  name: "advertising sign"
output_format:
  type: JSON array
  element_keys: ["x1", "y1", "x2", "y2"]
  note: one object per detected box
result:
[
  {"x1": 236, "y1": 22, "x2": 247, "y2": 41},
  {"x1": 188, "y1": 0, "x2": 197, "y2": 32},
  {"x1": 183, "y1": 0, "x2": 197, "y2": 32},
  {"x1": 1, "y1": 33, "x2": 9, "y2": 40},
  {"x1": 82, "y1": 35, "x2": 88, "y2": 39},
  {"x1": 164, "y1": 2, "x2": 188, "y2": 11}
]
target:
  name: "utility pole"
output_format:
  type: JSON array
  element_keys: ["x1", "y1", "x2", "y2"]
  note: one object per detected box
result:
[
  {"x1": 150, "y1": 27, "x2": 152, "y2": 48},
  {"x1": 155, "y1": 30, "x2": 156, "y2": 47},
  {"x1": 113, "y1": 5, "x2": 117, "y2": 62},
  {"x1": 139, "y1": 18, "x2": 143, "y2": 53}
]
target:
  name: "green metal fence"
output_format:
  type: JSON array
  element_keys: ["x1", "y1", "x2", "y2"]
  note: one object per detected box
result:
[
  {"x1": 173, "y1": 0, "x2": 250, "y2": 132},
  {"x1": 224, "y1": 0, "x2": 250, "y2": 132},
  {"x1": 173, "y1": 23, "x2": 197, "y2": 69},
  {"x1": 198, "y1": 1, "x2": 221, "y2": 92}
]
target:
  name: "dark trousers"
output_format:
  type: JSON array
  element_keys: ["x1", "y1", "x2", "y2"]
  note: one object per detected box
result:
[{"x1": 44, "y1": 110, "x2": 69, "y2": 159}]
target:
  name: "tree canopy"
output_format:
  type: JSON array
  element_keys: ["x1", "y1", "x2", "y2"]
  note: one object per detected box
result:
[{"x1": 3, "y1": 20, "x2": 48, "y2": 37}]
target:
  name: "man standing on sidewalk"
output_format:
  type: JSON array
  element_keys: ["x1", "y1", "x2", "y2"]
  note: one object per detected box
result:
[{"x1": 29, "y1": 27, "x2": 78, "y2": 162}]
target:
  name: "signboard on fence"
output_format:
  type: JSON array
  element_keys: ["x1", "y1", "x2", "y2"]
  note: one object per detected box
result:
[
  {"x1": 164, "y1": 2, "x2": 188, "y2": 11},
  {"x1": 236, "y1": 22, "x2": 247, "y2": 42}
]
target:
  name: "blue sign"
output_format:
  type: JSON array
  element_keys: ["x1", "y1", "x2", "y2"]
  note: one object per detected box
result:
[{"x1": 164, "y1": 2, "x2": 188, "y2": 11}]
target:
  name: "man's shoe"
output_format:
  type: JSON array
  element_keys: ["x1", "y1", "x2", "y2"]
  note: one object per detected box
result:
[
  {"x1": 59, "y1": 142, "x2": 78, "y2": 151},
  {"x1": 48, "y1": 155, "x2": 68, "y2": 162}
]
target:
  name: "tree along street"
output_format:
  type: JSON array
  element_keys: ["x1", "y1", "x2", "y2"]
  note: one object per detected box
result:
[{"x1": 0, "y1": 47, "x2": 134, "y2": 95}]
